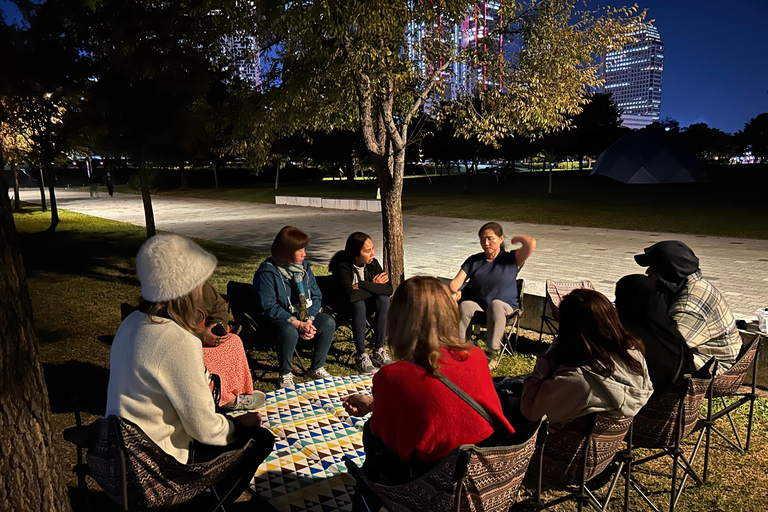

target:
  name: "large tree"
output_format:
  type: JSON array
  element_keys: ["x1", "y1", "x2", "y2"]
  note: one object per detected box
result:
[
  {"x1": 741, "y1": 113, "x2": 768, "y2": 160},
  {"x1": 0, "y1": 178, "x2": 72, "y2": 510},
  {"x1": 242, "y1": 0, "x2": 645, "y2": 285}
]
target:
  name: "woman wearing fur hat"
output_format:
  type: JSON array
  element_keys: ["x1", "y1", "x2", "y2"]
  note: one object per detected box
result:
[
  {"x1": 253, "y1": 226, "x2": 336, "y2": 389},
  {"x1": 106, "y1": 234, "x2": 274, "y2": 500}
]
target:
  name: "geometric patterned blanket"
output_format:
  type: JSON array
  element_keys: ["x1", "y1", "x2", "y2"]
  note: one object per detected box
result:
[{"x1": 247, "y1": 375, "x2": 373, "y2": 512}]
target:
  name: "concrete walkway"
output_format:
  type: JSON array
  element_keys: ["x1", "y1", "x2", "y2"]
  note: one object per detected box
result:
[{"x1": 17, "y1": 189, "x2": 768, "y2": 315}]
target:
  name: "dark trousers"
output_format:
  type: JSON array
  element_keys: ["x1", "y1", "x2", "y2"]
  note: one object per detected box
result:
[
  {"x1": 350, "y1": 295, "x2": 390, "y2": 355},
  {"x1": 189, "y1": 425, "x2": 275, "y2": 506},
  {"x1": 269, "y1": 312, "x2": 335, "y2": 375}
]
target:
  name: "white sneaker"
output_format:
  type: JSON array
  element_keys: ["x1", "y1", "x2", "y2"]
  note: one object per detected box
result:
[
  {"x1": 372, "y1": 347, "x2": 392, "y2": 367},
  {"x1": 223, "y1": 391, "x2": 267, "y2": 411},
  {"x1": 279, "y1": 373, "x2": 295, "y2": 389},
  {"x1": 307, "y1": 367, "x2": 332, "y2": 379},
  {"x1": 355, "y1": 353, "x2": 376, "y2": 374}
]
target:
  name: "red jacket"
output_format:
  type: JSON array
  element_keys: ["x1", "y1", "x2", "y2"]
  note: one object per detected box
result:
[{"x1": 369, "y1": 346, "x2": 514, "y2": 463}]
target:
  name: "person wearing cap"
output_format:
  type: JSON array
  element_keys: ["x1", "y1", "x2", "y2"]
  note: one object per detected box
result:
[
  {"x1": 634, "y1": 240, "x2": 741, "y2": 374},
  {"x1": 106, "y1": 234, "x2": 274, "y2": 493}
]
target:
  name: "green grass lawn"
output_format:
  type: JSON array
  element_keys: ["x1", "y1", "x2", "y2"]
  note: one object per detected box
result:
[
  {"x1": 117, "y1": 169, "x2": 768, "y2": 239},
  {"x1": 14, "y1": 204, "x2": 768, "y2": 511}
]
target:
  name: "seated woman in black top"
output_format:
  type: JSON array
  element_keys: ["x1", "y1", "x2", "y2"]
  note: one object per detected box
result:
[
  {"x1": 330, "y1": 232, "x2": 393, "y2": 374},
  {"x1": 615, "y1": 274, "x2": 696, "y2": 396}
]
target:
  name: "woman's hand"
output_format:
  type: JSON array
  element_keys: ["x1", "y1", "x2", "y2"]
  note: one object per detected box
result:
[
  {"x1": 452, "y1": 290, "x2": 462, "y2": 302},
  {"x1": 298, "y1": 320, "x2": 316, "y2": 340},
  {"x1": 343, "y1": 394, "x2": 374, "y2": 417},
  {"x1": 373, "y1": 272, "x2": 389, "y2": 284},
  {"x1": 234, "y1": 412, "x2": 263, "y2": 428},
  {"x1": 202, "y1": 324, "x2": 224, "y2": 347}
]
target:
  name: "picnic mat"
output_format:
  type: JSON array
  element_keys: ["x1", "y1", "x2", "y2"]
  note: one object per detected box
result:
[{"x1": 248, "y1": 374, "x2": 373, "y2": 512}]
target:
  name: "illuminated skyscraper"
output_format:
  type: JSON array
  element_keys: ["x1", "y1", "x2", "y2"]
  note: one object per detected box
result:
[
  {"x1": 602, "y1": 24, "x2": 663, "y2": 129},
  {"x1": 224, "y1": 35, "x2": 261, "y2": 86}
]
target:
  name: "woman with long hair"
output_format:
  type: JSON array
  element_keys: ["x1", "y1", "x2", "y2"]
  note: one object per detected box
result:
[
  {"x1": 253, "y1": 226, "x2": 336, "y2": 389},
  {"x1": 449, "y1": 222, "x2": 536, "y2": 368},
  {"x1": 343, "y1": 276, "x2": 514, "y2": 471},
  {"x1": 520, "y1": 289, "x2": 653, "y2": 428},
  {"x1": 329, "y1": 232, "x2": 393, "y2": 374},
  {"x1": 106, "y1": 234, "x2": 273, "y2": 503}
]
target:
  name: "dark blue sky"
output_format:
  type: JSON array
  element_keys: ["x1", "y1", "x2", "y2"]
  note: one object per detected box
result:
[
  {"x1": 639, "y1": 0, "x2": 768, "y2": 133},
  {"x1": 3, "y1": 0, "x2": 766, "y2": 133}
]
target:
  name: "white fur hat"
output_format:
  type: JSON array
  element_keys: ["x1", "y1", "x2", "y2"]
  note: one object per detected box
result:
[{"x1": 136, "y1": 234, "x2": 217, "y2": 302}]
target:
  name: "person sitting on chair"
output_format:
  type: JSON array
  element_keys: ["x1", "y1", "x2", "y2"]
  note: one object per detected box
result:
[
  {"x1": 343, "y1": 276, "x2": 514, "y2": 500},
  {"x1": 106, "y1": 234, "x2": 273, "y2": 503},
  {"x1": 634, "y1": 240, "x2": 741, "y2": 374},
  {"x1": 448, "y1": 222, "x2": 536, "y2": 369},
  {"x1": 253, "y1": 226, "x2": 336, "y2": 389},
  {"x1": 329, "y1": 232, "x2": 393, "y2": 374},
  {"x1": 615, "y1": 274, "x2": 696, "y2": 396},
  {"x1": 198, "y1": 281, "x2": 266, "y2": 411},
  {"x1": 520, "y1": 289, "x2": 653, "y2": 429}
]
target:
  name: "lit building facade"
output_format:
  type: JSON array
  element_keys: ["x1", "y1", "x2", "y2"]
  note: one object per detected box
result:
[
  {"x1": 602, "y1": 24, "x2": 663, "y2": 129},
  {"x1": 224, "y1": 35, "x2": 261, "y2": 86}
]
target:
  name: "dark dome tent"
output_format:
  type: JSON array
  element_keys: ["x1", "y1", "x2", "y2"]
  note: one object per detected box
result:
[{"x1": 590, "y1": 129, "x2": 708, "y2": 184}]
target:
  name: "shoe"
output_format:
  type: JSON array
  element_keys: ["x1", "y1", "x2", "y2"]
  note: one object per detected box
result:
[
  {"x1": 486, "y1": 350, "x2": 501, "y2": 370},
  {"x1": 355, "y1": 353, "x2": 376, "y2": 374},
  {"x1": 228, "y1": 322, "x2": 242, "y2": 336},
  {"x1": 224, "y1": 391, "x2": 266, "y2": 411},
  {"x1": 279, "y1": 373, "x2": 295, "y2": 389},
  {"x1": 307, "y1": 367, "x2": 333, "y2": 380},
  {"x1": 371, "y1": 347, "x2": 392, "y2": 367}
]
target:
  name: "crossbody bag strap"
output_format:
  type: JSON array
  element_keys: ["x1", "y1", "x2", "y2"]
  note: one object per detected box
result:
[{"x1": 435, "y1": 373, "x2": 500, "y2": 431}]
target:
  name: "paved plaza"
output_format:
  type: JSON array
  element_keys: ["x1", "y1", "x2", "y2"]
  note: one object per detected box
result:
[{"x1": 17, "y1": 189, "x2": 768, "y2": 315}]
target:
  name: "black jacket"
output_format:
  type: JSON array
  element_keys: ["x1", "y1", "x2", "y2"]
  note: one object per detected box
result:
[{"x1": 331, "y1": 256, "x2": 393, "y2": 303}]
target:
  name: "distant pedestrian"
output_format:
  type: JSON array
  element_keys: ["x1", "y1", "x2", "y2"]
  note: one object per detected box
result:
[
  {"x1": 89, "y1": 168, "x2": 103, "y2": 198},
  {"x1": 105, "y1": 171, "x2": 114, "y2": 198}
]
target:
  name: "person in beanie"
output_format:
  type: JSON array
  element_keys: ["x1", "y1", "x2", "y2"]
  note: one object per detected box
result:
[
  {"x1": 106, "y1": 234, "x2": 274, "y2": 502},
  {"x1": 635, "y1": 240, "x2": 741, "y2": 374},
  {"x1": 253, "y1": 226, "x2": 336, "y2": 389}
]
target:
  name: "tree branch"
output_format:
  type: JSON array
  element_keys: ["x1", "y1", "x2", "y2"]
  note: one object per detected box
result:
[{"x1": 402, "y1": 59, "x2": 452, "y2": 131}]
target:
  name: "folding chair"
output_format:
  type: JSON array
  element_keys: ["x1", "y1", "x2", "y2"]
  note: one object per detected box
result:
[
  {"x1": 538, "y1": 280, "x2": 596, "y2": 343},
  {"x1": 696, "y1": 332, "x2": 761, "y2": 482},
  {"x1": 345, "y1": 421, "x2": 543, "y2": 512},
  {"x1": 64, "y1": 413, "x2": 263, "y2": 512},
  {"x1": 626, "y1": 361, "x2": 715, "y2": 512},
  {"x1": 226, "y1": 280, "x2": 306, "y2": 373},
  {"x1": 520, "y1": 412, "x2": 633, "y2": 512},
  {"x1": 468, "y1": 279, "x2": 525, "y2": 360}
]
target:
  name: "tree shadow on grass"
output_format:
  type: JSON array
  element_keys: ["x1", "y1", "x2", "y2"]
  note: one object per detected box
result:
[{"x1": 44, "y1": 361, "x2": 109, "y2": 416}]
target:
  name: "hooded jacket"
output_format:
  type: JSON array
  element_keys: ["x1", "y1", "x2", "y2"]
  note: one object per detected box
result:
[
  {"x1": 520, "y1": 347, "x2": 653, "y2": 428},
  {"x1": 252, "y1": 257, "x2": 322, "y2": 323}
]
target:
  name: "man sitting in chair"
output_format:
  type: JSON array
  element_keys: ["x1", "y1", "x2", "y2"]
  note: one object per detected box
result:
[{"x1": 634, "y1": 240, "x2": 741, "y2": 374}]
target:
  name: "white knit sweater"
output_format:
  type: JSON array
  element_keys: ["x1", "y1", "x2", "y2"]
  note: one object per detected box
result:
[{"x1": 106, "y1": 312, "x2": 236, "y2": 463}]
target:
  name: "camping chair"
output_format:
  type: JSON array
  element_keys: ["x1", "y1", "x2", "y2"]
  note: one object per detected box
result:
[
  {"x1": 626, "y1": 361, "x2": 715, "y2": 512},
  {"x1": 696, "y1": 332, "x2": 761, "y2": 482},
  {"x1": 64, "y1": 413, "x2": 262, "y2": 512},
  {"x1": 344, "y1": 421, "x2": 542, "y2": 512},
  {"x1": 538, "y1": 280, "x2": 596, "y2": 343},
  {"x1": 468, "y1": 279, "x2": 525, "y2": 360},
  {"x1": 225, "y1": 280, "x2": 306, "y2": 373},
  {"x1": 521, "y1": 412, "x2": 633, "y2": 512}
]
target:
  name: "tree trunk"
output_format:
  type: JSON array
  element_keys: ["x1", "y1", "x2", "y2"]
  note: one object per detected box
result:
[
  {"x1": 0, "y1": 190, "x2": 73, "y2": 512},
  {"x1": 37, "y1": 168, "x2": 47, "y2": 212},
  {"x1": 274, "y1": 162, "x2": 280, "y2": 190},
  {"x1": 463, "y1": 160, "x2": 471, "y2": 192},
  {"x1": 13, "y1": 162, "x2": 21, "y2": 213},
  {"x1": 45, "y1": 161, "x2": 59, "y2": 232},
  {"x1": 372, "y1": 150, "x2": 406, "y2": 288},
  {"x1": 180, "y1": 169, "x2": 188, "y2": 190},
  {"x1": 213, "y1": 160, "x2": 220, "y2": 190},
  {"x1": 345, "y1": 154, "x2": 355, "y2": 181},
  {"x1": 578, "y1": 154, "x2": 584, "y2": 172},
  {"x1": 139, "y1": 150, "x2": 156, "y2": 238}
]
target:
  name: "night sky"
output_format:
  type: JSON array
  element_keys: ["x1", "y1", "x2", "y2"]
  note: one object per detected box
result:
[{"x1": 2, "y1": 0, "x2": 767, "y2": 133}]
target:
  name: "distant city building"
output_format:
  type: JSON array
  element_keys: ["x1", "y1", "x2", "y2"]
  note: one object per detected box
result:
[
  {"x1": 224, "y1": 35, "x2": 260, "y2": 86},
  {"x1": 602, "y1": 24, "x2": 664, "y2": 129}
]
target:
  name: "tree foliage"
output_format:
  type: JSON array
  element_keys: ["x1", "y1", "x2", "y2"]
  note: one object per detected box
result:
[
  {"x1": 741, "y1": 113, "x2": 768, "y2": 159},
  {"x1": 239, "y1": 0, "x2": 645, "y2": 283}
]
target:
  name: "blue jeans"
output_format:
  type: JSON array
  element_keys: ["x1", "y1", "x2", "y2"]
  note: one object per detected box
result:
[
  {"x1": 269, "y1": 313, "x2": 335, "y2": 376},
  {"x1": 350, "y1": 295, "x2": 390, "y2": 355}
]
